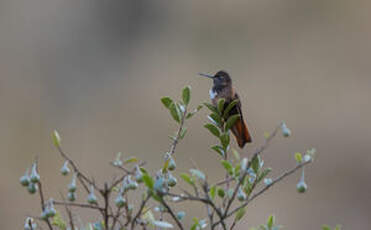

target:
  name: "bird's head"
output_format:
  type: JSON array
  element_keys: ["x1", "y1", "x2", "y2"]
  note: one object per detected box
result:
[{"x1": 199, "y1": 70, "x2": 232, "y2": 88}]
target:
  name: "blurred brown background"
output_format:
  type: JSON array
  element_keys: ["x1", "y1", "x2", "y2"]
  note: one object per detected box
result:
[{"x1": 1, "y1": 0, "x2": 371, "y2": 229}]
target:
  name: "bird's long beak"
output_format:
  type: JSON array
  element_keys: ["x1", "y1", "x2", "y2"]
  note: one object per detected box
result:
[{"x1": 198, "y1": 73, "x2": 214, "y2": 79}]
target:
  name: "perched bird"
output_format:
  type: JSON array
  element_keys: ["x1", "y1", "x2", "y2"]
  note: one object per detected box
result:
[{"x1": 199, "y1": 70, "x2": 252, "y2": 148}]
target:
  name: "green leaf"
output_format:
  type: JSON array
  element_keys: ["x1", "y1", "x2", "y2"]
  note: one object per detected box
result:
[
  {"x1": 52, "y1": 130, "x2": 61, "y2": 148},
  {"x1": 211, "y1": 145, "x2": 225, "y2": 157},
  {"x1": 220, "y1": 133, "x2": 230, "y2": 150},
  {"x1": 251, "y1": 155, "x2": 260, "y2": 173},
  {"x1": 179, "y1": 127, "x2": 187, "y2": 140},
  {"x1": 234, "y1": 163, "x2": 241, "y2": 178},
  {"x1": 190, "y1": 169, "x2": 206, "y2": 181},
  {"x1": 217, "y1": 98, "x2": 225, "y2": 114},
  {"x1": 182, "y1": 86, "x2": 191, "y2": 105},
  {"x1": 203, "y1": 102, "x2": 218, "y2": 114},
  {"x1": 322, "y1": 225, "x2": 331, "y2": 230},
  {"x1": 142, "y1": 210, "x2": 156, "y2": 226},
  {"x1": 169, "y1": 102, "x2": 181, "y2": 123},
  {"x1": 51, "y1": 211, "x2": 67, "y2": 230},
  {"x1": 191, "y1": 218, "x2": 199, "y2": 230},
  {"x1": 204, "y1": 123, "x2": 220, "y2": 137},
  {"x1": 180, "y1": 173, "x2": 194, "y2": 186},
  {"x1": 186, "y1": 112, "x2": 194, "y2": 119},
  {"x1": 334, "y1": 225, "x2": 342, "y2": 230},
  {"x1": 111, "y1": 186, "x2": 119, "y2": 192},
  {"x1": 225, "y1": 114, "x2": 240, "y2": 131},
  {"x1": 139, "y1": 167, "x2": 148, "y2": 174},
  {"x1": 217, "y1": 188, "x2": 225, "y2": 198},
  {"x1": 245, "y1": 182, "x2": 253, "y2": 196},
  {"x1": 208, "y1": 113, "x2": 223, "y2": 126},
  {"x1": 223, "y1": 99, "x2": 239, "y2": 118},
  {"x1": 186, "y1": 105, "x2": 203, "y2": 119},
  {"x1": 209, "y1": 186, "x2": 216, "y2": 200},
  {"x1": 153, "y1": 220, "x2": 174, "y2": 229},
  {"x1": 232, "y1": 149, "x2": 240, "y2": 161},
  {"x1": 267, "y1": 215, "x2": 275, "y2": 229},
  {"x1": 221, "y1": 160, "x2": 233, "y2": 175},
  {"x1": 295, "y1": 152, "x2": 303, "y2": 163},
  {"x1": 124, "y1": 157, "x2": 138, "y2": 164},
  {"x1": 142, "y1": 173, "x2": 154, "y2": 190},
  {"x1": 161, "y1": 97, "x2": 173, "y2": 109},
  {"x1": 162, "y1": 158, "x2": 170, "y2": 173},
  {"x1": 257, "y1": 168, "x2": 272, "y2": 183},
  {"x1": 234, "y1": 207, "x2": 246, "y2": 222}
]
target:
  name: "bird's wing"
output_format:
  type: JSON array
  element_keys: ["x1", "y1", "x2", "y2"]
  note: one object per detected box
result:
[{"x1": 230, "y1": 93, "x2": 252, "y2": 147}]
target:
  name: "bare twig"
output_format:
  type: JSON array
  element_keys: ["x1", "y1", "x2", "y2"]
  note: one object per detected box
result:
[
  {"x1": 109, "y1": 161, "x2": 146, "y2": 191},
  {"x1": 224, "y1": 125, "x2": 280, "y2": 216},
  {"x1": 56, "y1": 145, "x2": 101, "y2": 194},
  {"x1": 214, "y1": 160, "x2": 312, "y2": 226},
  {"x1": 53, "y1": 201, "x2": 104, "y2": 211},
  {"x1": 160, "y1": 199, "x2": 184, "y2": 230},
  {"x1": 103, "y1": 183, "x2": 110, "y2": 230},
  {"x1": 111, "y1": 205, "x2": 124, "y2": 230},
  {"x1": 37, "y1": 182, "x2": 53, "y2": 230},
  {"x1": 59, "y1": 192, "x2": 75, "y2": 230},
  {"x1": 131, "y1": 194, "x2": 151, "y2": 230},
  {"x1": 201, "y1": 183, "x2": 215, "y2": 230},
  {"x1": 165, "y1": 192, "x2": 226, "y2": 230},
  {"x1": 169, "y1": 107, "x2": 187, "y2": 157}
]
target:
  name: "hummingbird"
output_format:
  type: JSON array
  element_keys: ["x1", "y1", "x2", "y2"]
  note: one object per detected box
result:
[{"x1": 199, "y1": 70, "x2": 252, "y2": 148}]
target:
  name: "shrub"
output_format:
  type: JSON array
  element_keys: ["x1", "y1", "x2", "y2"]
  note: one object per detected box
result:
[{"x1": 21, "y1": 85, "x2": 318, "y2": 230}]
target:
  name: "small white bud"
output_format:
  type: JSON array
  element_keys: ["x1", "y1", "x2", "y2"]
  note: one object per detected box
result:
[
  {"x1": 281, "y1": 122, "x2": 291, "y2": 137},
  {"x1": 87, "y1": 186, "x2": 98, "y2": 204},
  {"x1": 60, "y1": 161, "x2": 70, "y2": 176},
  {"x1": 27, "y1": 182, "x2": 38, "y2": 194},
  {"x1": 167, "y1": 173, "x2": 177, "y2": 187},
  {"x1": 30, "y1": 163, "x2": 40, "y2": 183},
  {"x1": 68, "y1": 174, "x2": 77, "y2": 192},
  {"x1": 20, "y1": 168, "x2": 30, "y2": 186},
  {"x1": 115, "y1": 193, "x2": 126, "y2": 208},
  {"x1": 168, "y1": 158, "x2": 176, "y2": 171},
  {"x1": 237, "y1": 187, "x2": 247, "y2": 201},
  {"x1": 67, "y1": 192, "x2": 76, "y2": 202}
]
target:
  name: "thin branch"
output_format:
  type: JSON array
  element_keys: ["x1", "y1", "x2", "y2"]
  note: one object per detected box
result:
[
  {"x1": 247, "y1": 160, "x2": 312, "y2": 206},
  {"x1": 53, "y1": 201, "x2": 104, "y2": 211},
  {"x1": 214, "y1": 160, "x2": 312, "y2": 226},
  {"x1": 160, "y1": 199, "x2": 184, "y2": 230},
  {"x1": 103, "y1": 183, "x2": 110, "y2": 230},
  {"x1": 213, "y1": 177, "x2": 234, "y2": 187},
  {"x1": 111, "y1": 206, "x2": 123, "y2": 230},
  {"x1": 131, "y1": 194, "x2": 151, "y2": 230},
  {"x1": 224, "y1": 124, "x2": 280, "y2": 216},
  {"x1": 123, "y1": 194, "x2": 133, "y2": 227},
  {"x1": 230, "y1": 219, "x2": 238, "y2": 230},
  {"x1": 59, "y1": 192, "x2": 75, "y2": 230},
  {"x1": 109, "y1": 161, "x2": 146, "y2": 191},
  {"x1": 169, "y1": 107, "x2": 187, "y2": 157},
  {"x1": 201, "y1": 183, "x2": 214, "y2": 230},
  {"x1": 37, "y1": 182, "x2": 53, "y2": 230},
  {"x1": 56, "y1": 145, "x2": 101, "y2": 194},
  {"x1": 165, "y1": 192, "x2": 226, "y2": 230}
]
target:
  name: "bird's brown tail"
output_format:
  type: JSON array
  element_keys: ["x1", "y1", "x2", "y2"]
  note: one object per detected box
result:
[{"x1": 231, "y1": 118, "x2": 252, "y2": 148}]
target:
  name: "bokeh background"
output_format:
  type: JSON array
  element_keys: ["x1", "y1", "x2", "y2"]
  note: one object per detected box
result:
[{"x1": 1, "y1": 0, "x2": 371, "y2": 229}]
